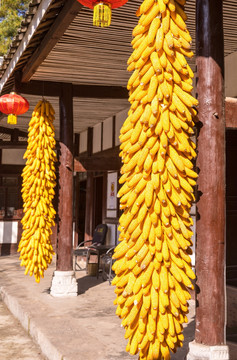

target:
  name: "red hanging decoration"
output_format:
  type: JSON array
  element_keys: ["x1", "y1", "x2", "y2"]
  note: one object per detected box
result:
[
  {"x1": 0, "y1": 92, "x2": 29, "y2": 125},
  {"x1": 76, "y1": 0, "x2": 128, "y2": 27}
]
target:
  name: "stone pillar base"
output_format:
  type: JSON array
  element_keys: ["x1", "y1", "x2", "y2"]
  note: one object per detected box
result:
[
  {"x1": 187, "y1": 341, "x2": 229, "y2": 360},
  {"x1": 50, "y1": 270, "x2": 78, "y2": 297}
]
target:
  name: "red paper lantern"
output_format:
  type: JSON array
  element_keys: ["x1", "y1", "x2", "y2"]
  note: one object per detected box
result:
[
  {"x1": 0, "y1": 92, "x2": 29, "y2": 125},
  {"x1": 77, "y1": 0, "x2": 128, "y2": 27}
]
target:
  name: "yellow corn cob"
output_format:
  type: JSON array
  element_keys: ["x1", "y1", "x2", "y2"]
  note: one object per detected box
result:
[
  {"x1": 170, "y1": 10, "x2": 186, "y2": 30},
  {"x1": 114, "y1": 0, "x2": 198, "y2": 358},
  {"x1": 147, "y1": 75, "x2": 159, "y2": 102},
  {"x1": 130, "y1": 121, "x2": 143, "y2": 144},
  {"x1": 128, "y1": 69, "x2": 140, "y2": 89},
  {"x1": 158, "y1": 0, "x2": 166, "y2": 13},
  {"x1": 173, "y1": 83, "x2": 195, "y2": 108},
  {"x1": 156, "y1": 26, "x2": 165, "y2": 52},
  {"x1": 18, "y1": 99, "x2": 56, "y2": 283},
  {"x1": 167, "y1": 0, "x2": 176, "y2": 12},
  {"x1": 150, "y1": 50, "x2": 162, "y2": 74},
  {"x1": 148, "y1": 17, "x2": 161, "y2": 45},
  {"x1": 140, "y1": 3, "x2": 160, "y2": 28},
  {"x1": 140, "y1": 0, "x2": 155, "y2": 13},
  {"x1": 140, "y1": 66, "x2": 156, "y2": 86},
  {"x1": 162, "y1": 9, "x2": 170, "y2": 34},
  {"x1": 159, "y1": 49, "x2": 168, "y2": 68},
  {"x1": 176, "y1": 0, "x2": 186, "y2": 5},
  {"x1": 133, "y1": 37, "x2": 149, "y2": 62}
]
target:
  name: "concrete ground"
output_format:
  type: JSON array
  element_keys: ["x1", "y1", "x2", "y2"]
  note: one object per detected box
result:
[
  {"x1": 0, "y1": 254, "x2": 234, "y2": 360},
  {"x1": 0, "y1": 297, "x2": 45, "y2": 359}
]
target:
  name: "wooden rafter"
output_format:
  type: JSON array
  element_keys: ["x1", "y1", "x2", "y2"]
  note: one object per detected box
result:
[{"x1": 21, "y1": 0, "x2": 82, "y2": 83}]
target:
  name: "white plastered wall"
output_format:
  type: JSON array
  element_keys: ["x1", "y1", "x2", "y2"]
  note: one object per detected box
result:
[
  {"x1": 93, "y1": 123, "x2": 102, "y2": 153},
  {"x1": 0, "y1": 222, "x2": 18, "y2": 244},
  {"x1": 79, "y1": 130, "x2": 87, "y2": 153},
  {"x1": 103, "y1": 117, "x2": 113, "y2": 150},
  {"x1": 2, "y1": 149, "x2": 26, "y2": 165}
]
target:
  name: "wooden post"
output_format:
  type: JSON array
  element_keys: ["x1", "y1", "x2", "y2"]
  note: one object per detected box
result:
[
  {"x1": 57, "y1": 83, "x2": 74, "y2": 271},
  {"x1": 102, "y1": 172, "x2": 107, "y2": 222},
  {"x1": 195, "y1": 0, "x2": 225, "y2": 345},
  {"x1": 84, "y1": 172, "x2": 94, "y2": 242},
  {"x1": 84, "y1": 127, "x2": 94, "y2": 242},
  {"x1": 74, "y1": 173, "x2": 80, "y2": 248}
]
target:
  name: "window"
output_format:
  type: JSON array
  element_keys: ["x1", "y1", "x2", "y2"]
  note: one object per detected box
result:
[{"x1": 0, "y1": 176, "x2": 22, "y2": 218}]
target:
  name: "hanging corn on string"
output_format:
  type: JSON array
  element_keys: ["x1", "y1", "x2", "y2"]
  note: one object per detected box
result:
[
  {"x1": 112, "y1": 0, "x2": 198, "y2": 358},
  {"x1": 18, "y1": 99, "x2": 57, "y2": 283}
]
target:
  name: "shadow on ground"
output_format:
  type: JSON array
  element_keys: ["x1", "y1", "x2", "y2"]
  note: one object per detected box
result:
[
  {"x1": 171, "y1": 319, "x2": 195, "y2": 359},
  {"x1": 77, "y1": 274, "x2": 105, "y2": 294}
]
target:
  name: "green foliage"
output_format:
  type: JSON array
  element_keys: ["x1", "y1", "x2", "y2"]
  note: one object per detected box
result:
[{"x1": 0, "y1": 0, "x2": 31, "y2": 56}]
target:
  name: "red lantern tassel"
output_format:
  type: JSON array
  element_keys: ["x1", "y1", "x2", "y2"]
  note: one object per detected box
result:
[
  {"x1": 7, "y1": 114, "x2": 17, "y2": 124},
  {"x1": 93, "y1": 2, "x2": 111, "y2": 27}
]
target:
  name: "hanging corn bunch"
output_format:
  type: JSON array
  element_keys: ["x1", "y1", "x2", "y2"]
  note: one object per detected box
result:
[
  {"x1": 18, "y1": 99, "x2": 57, "y2": 283},
  {"x1": 112, "y1": 0, "x2": 198, "y2": 358}
]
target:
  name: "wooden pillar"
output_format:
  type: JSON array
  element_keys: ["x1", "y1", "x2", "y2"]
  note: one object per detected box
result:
[
  {"x1": 196, "y1": 0, "x2": 225, "y2": 345},
  {"x1": 84, "y1": 172, "x2": 94, "y2": 242},
  {"x1": 74, "y1": 173, "x2": 80, "y2": 248},
  {"x1": 57, "y1": 83, "x2": 74, "y2": 271},
  {"x1": 102, "y1": 172, "x2": 107, "y2": 222},
  {"x1": 84, "y1": 127, "x2": 93, "y2": 242}
]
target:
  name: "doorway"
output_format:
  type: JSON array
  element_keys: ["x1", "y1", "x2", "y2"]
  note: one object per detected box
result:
[
  {"x1": 226, "y1": 129, "x2": 237, "y2": 286},
  {"x1": 226, "y1": 129, "x2": 237, "y2": 345}
]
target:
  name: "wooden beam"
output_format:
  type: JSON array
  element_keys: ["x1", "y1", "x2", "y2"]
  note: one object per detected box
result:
[
  {"x1": 57, "y1": 83, "x2": 74, "y2": 271},
  {"x1": 74, "y1": 158, "x2": 86, "y2": 172},
  {"x1": 78, "y1": 146, "x2": 121, "y2": 171},
  {"x1": 0, "y1": 165, "x2": 24, "y2": 174},
  {"x1": 78, "y1": 155, "x2": 121, "y2": 171},
  {"x1": 0, "y1": 141, "x2": 27, "y2": 149},
  {"x1": 21, "y1": 0, "x2": 82, "y2": 83},
  {"x1": 16, "y1": 79, "x2": 61, "y2": 96},
  {"x1": 0, "y1": 126, "x2": 27, "y2": 138},
  {"x1": 73, "y1": 84, "x2": 128, "y2": 99},
  {"x1": 16, "y1": 80, "x2": 128, "y2": 99},
  {"x1": 225, "y1": 97, "x2": 237, "y2": 128},
  {"x1": 195, "y1": 0, "x2": 225, "y2": 346}
]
